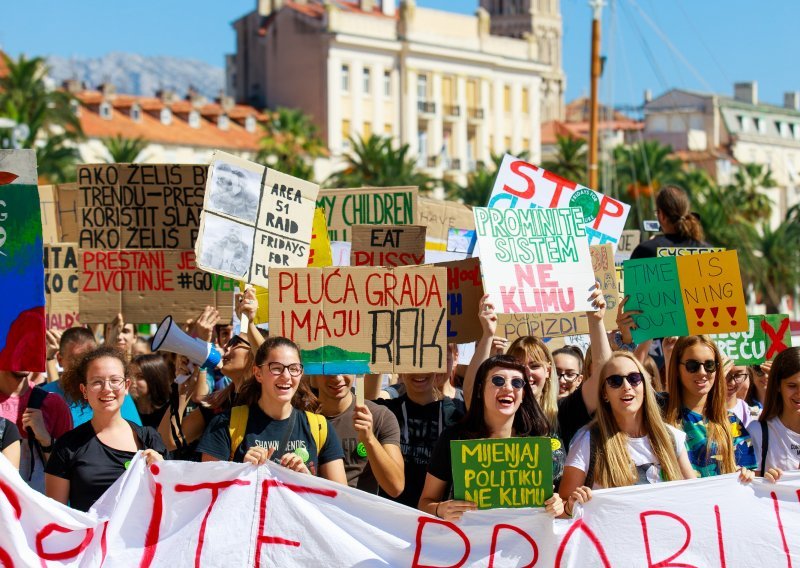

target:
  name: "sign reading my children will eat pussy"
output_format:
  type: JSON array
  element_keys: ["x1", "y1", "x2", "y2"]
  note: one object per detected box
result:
[{"x1": 473, "y1": 206, "x2": 596, "y2": 314}]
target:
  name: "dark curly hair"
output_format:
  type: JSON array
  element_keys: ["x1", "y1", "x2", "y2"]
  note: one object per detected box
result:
[
  {"x1": 61, "y1": 346, "x2": 128, "y2": 406},
  {"x1": 461, "y1": 355, "x2": 551, "y2": 438}
]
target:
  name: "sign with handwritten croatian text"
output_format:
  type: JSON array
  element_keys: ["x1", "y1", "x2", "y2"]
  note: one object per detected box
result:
[
  {"x1": 450, "y1": 437, "x2": 553, "y2": 509},
  {"x1": 474, "y1": 207, "x2": 596, "y2": 315},
  {"x1": 268, "y1": 266, "x2": 446, "y2": 374},
  {"x1": 623, "y1": 250, "x2": 748, "y2": 342},
  {"x1": 712, "y1": 314, "x2": 792, "y2": 365},
  {"x1": 350, "y1": 224, "x2": 426, "y2": 267},
  {"x1": 488, "y1": 154, "x2": 630, "y2": 249},
  {"x1": 316, "y1": 186, "x2": 417, "y2": 242},
  {"x1": 436, "y1": 257, "x2": 484, "y2": 343}
]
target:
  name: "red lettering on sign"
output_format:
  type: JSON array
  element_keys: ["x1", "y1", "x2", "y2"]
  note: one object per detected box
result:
[
  {"x1": 139, "y1": 466, "x2": 164, "y2": 568},
  {"x1": 255, "y1": 478, "x2": 338, "y2": 568},
  {"x1": 504, "y1": 160, "x2": 538, "y2": 199},
  {"x1": 594, "y1": 195, "x2": 625, "y2": 229},
  {"x1": 555, "y1": 519, "x2": 611, "y2": 568},
  {"x1": 175, "y1": 479, "x2": 252, "y2": 568},
  {"x1": 0, "y1": 479, "x2": 21, "y2": 519},
  {"x1": 35, "y1": 524, "x2": 94, "y2": 562},
  {"x1": 412, "y1": 517, "x2": 470, "y2": 568},
  {"x1": 488, "y1": 524, "x2": 538, "y2": 568},
  {"x1": 770, "y1": 491, "x2": 793, "y2": 568},
  {"x1": 543, "y1": 170, "x2": 577, "y2": 207},
  {"x1": 640, "y1": 510, "x2": 697, "y2": 568},
  {"x1": 714, "y1": 505, "x2": 727, "y2": 568},
  {"x1": 762, "y1": 318, "x2": 790, "y2": 359},
  {"x1": 0, "y1": 545, "x2": 13, "y2": 568}
]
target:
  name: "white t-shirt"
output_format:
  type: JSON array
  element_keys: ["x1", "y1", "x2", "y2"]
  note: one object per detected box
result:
[
  {"x1": 729, "y1": 398, "x2": 760, "y2": 429},
  {"x1": 566, "y1": 425, "x2": 687, "y2": 488},
  {"x1": 747, "y1": 418, "x2": 800, "y2": 472}
]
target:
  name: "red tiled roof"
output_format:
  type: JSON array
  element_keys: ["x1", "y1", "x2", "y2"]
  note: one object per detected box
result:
[
  {"x1": 75, "y1": 90, "x2": 265, "y2": 152},
  {"x1": 0, "y1": 51, "x2": 8, "y2": 79},
  {"x1": 283, "y1": 0, "x2": 396, "y2": 20},
  {"x1": 541, "y1": 119, "x2": 643, "y2": 145}
]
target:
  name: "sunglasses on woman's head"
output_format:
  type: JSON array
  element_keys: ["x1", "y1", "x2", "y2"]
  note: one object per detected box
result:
[
  {"x1": 490, "y1": 376, "x2": 526, "y2": 389},
  {"x1": 224, "y1": 335, "x2": 251, "y2": 351},
  {"x1": 680, "y1": 359, "x2": 716, "y2": 374},
  {"x1": 604, "y1": 372, "x2": 644, "y2": 389}
]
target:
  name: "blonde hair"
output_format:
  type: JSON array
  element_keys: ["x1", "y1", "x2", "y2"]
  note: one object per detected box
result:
[
  {"x1": 665, "y1": 335, "x2": 736, "y2": 474},
  {"x1": 507, "y1": 336, "x2": 558, "y2": 432},
  {"x1": 591, "y1": 352, "x2": 683, "y2": 488}
]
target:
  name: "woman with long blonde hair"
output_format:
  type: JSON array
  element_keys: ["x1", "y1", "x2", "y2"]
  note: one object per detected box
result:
[
  {"x1": 506, "y1": 335, "x2": 559, "y2": 430},
  {"x1": 559, "y1": 352, "x2": 694, "y2": 515},
  {"x1": 665, "y1": 335, "x2": 756, "y2": 477}
]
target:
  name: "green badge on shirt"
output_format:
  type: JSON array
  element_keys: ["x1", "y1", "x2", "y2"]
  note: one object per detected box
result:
[
  {"x1": 295, "y1": 447, "x2": 310, "y2": 463},
  {"x1": 124, "y1": 460, "x2": 131, "y2": 470},
  {"x1": 356, "y1": 442, "x2": 367, "y2": 458}
]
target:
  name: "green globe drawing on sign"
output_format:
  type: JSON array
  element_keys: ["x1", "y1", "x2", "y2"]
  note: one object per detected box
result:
[{"x1": 569, "y1": 188, "x2": 600, "y2": 223}]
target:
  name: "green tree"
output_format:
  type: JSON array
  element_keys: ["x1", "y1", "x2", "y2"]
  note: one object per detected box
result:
[
  {"x1": 257, "y1": 107, "x2": 326, "y2": 181},
  {"x1": 541, "y1": 135, "x2": 587, "y2": 186},
  {"x1": 751, "y1": 213, "x2": 800, "y2": 313},
  {"x1": 325, "y1": 134, "x2": 435, "y2": 191},
  {"x1": 612, "y1": 140, "x2": 682, "y2": 229},
  {"x1": 458, "y1": 150, "x2": 531, "y2": 206},
  {"x1": 0, "y1": 53, "x2": 83, "y2": 182},
  {"x1": 726, "y1": 162, "x2": 776, "y2": 222},
  {"x1": 103, "y1": 135, "x2": 149, "y2": 163}
]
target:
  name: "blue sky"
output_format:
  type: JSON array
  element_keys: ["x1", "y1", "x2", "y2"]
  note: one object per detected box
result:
[{"x1": 2, "y1": 0, "x2": 797, "y2": 110}]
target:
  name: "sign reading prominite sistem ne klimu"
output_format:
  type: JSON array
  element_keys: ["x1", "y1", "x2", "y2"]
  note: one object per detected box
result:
[{"x1": 473, "y1": 206, "x2": 597, "y2": 314}]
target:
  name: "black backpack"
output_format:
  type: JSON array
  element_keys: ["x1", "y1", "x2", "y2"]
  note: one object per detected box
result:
[{"x1": 24, "y1": 387, "x2": 49, "y2": 481}]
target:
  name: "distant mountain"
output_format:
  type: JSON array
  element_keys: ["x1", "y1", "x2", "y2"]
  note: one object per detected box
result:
[{"x1": 46, "y1": 52, "x2": 225, "y2": 98}]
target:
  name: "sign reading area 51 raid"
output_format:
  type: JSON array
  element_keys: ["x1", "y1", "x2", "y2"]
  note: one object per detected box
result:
[
  {"x1": 488, "y1": 154, "x2": 630, "y2": 249},
  {"x1": 195, "y1": 151, "x2": 319, "y2": 288}
]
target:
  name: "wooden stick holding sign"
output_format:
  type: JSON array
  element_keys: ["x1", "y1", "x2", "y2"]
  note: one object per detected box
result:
[{"x1": 195, "y1": 151, "x2": 319, "y2": 329}]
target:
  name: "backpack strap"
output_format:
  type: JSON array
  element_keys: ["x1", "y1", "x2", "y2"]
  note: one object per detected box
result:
[
  {"x1": 0, "y1": 418, "x2": 6, "y2": 447},
  {"x1": 229, "y1": 405, "x2": 250, "y2": 461},
  {"x1": 24, "y1": 386, "x2": 49, "y2": 482},
  {"x1": 305, "y1": 411, "x2": 328, "y2": 454},
  {"x1": 759, "y1": 420, "x2": 770, "y2": 478},
  {"x1": 27, "y1": 386, "x2": 48, "y2": 411}
]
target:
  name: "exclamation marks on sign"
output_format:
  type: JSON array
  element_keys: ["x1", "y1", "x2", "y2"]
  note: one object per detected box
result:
[
  {"x1": 727, "y1": 306, "x2": 737, "y2": 326},
  {"x1": 695, "y1": 308, "x2": 705, "y2": 327},
  {"x1": 710, "y1": 307, "x2": 719, "y2": 328}
]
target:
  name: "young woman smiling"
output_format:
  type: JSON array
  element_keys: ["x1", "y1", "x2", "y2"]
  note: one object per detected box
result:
[
  {"x1": 559, "y1": 352, "x2": 695, "y2": 515},
  {"x1": 198, "y1": 337, "x2": 347, "y2": 484},
  {"x1": 665, "y1": 336, "x2": 756, "y2": 477},
  {"x1": 46, "y1": 347, "x2": 165, "y2": 512},
  {"x1": 419, "y1": 355, "x2": 564, "y2": 521}
]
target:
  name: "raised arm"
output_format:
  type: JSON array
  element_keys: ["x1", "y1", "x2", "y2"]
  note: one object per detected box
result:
[
  {"x1": 463, "y1": 294, "x2": 504, "y2": 408},
  {"x1": 581, "y1": 285, "x2": 610, "y2": 415}
]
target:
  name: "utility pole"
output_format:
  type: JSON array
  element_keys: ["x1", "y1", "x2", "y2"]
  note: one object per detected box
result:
[{"x1": 588, "y1": 0, "x2": 605, "y2": 189}]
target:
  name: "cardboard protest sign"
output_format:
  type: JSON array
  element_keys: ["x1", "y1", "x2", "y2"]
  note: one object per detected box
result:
[
  {"x1": 488, "y1": 154, "x2": 630, "y2": 248},
  {"x1": 474, "y1": 206, "x2": 596, "y2": 314},
  {"x1": 44, "y1": 243, "x2": 80, "y2": 330},
  {"x1": 418, "y1": 197, "x2": 474, "y2": 251},
  {"x1": 615, "y1": 229, "x2": 641, "y2": 264},
  {"x1": 450, "y1": 437, "x2": 553, "y2": 509},
  {"x1": 268, "y1": 266, "x2": 446, "y2": 374},
  {"x1": 657, "y1": 247, "x2": 725, "y2": 257},
  {"x1": 316, "y1": 186, "x2": 417, "y2": 242},
  {"x1": 495, "y1": 244, "x2": 618, "y2": 340},
  {"x1": 244, "y1": 207, "x2": 334, "y2": 325},
  {"x1": 624, "y1": 250, "x2": 748, "y2": 342},
  {"x1": 0, "y1": 150, "x2": 45, "y2": 371},
  {"x1": 436, "y1": 257, "x2": 483, "y2": 343},
  {"x1": 195, "y1": 151, "x2": 319, "y2": 287},
  {"x1": 712, "y1": 314, "x2": 792, "y2": 365},
  {"x1": 350, "y1": 224, "x2": 426, "y2": 267}
]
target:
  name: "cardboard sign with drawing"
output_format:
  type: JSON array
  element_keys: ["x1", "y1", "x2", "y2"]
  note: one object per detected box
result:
[{"x1": 316, "y1": 186, "x2": 417, "y2": 242}]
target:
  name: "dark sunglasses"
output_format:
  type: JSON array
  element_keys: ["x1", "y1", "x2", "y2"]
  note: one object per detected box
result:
[
  {"x1": 604, "y1": 372, "x2": 645, "y2": 389},
  {"x1": 224, "y1": 335, "x2": 251, "y2": 350},
  {"x1": 680, "y1": 359, "x2": 717, "y2": 374},
  {"x1": 490, "y1": 376, "x2": 526, "y2": 389}
]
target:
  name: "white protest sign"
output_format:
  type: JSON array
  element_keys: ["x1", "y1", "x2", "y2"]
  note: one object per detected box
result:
[
  {"x1": 1, "y1": 456, "x2": 799, "y2": 567},
  {"x1": 473, "y1": 206, "x2": 596, "y2": 314},
  {"x1": 488, "y1": 154, "x2": 630, "y2": 250},
  {"x1": 195, "y1": 150, "x2": 319, "y2": 287}
]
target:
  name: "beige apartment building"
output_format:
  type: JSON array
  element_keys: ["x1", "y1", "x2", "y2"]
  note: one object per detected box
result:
[{"x1": 227, "y1": 0, "x2": 565, "y2": 183}]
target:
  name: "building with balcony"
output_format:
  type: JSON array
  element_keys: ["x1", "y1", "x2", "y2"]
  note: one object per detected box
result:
[
  {"x1": 227, "y1": 0, "x2": 565, "y2": 185},
  {"x1": 643, "y1": 82, "x2": 800, "y2": 226}
]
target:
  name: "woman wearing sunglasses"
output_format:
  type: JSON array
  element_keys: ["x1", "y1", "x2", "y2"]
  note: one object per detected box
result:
[
  {"x1": 419, "y1": 355, "x2": 564, "y2": 521},
  {"x1": 198, "y1": 337, "x2": 347, "y2": 483},
  {"x1": 559, "y1": 352, "x2": 694, "y2": 513},
  {"x1": 665, "y1": 336, "x2": 756, "y2": 477},
  {"x1": 46, "y1": 347, "x2": 165, "y2": 512},
  {"x1": 747, "y1": 347, "x2": 800, "y2": 475}
]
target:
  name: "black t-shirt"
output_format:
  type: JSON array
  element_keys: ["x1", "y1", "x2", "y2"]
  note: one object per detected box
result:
[
  {"x1": 45, "y1": 421, "x2": 166, "y2": 512},
  {"x1": 375, "y1": 395, "x2": 466, "y2": 508},
  {"x1": 197, "y1": 406, "x2": 344, "y2": 475},
  {"x1": 428, "y1": 424, "x2": 566, "y2": 499},
  {"x1": 0, "y1": 417, "x2": 21, "y2": 451},
  {"x1": 139, "y1": 404, "x2": 169, "y2": 430},
  {"x1": 630, "y1": 233, "x2": 709, "y2": 259},
  {"x1": 557, "y1": 387, "x2": 592, "y2": 450}
]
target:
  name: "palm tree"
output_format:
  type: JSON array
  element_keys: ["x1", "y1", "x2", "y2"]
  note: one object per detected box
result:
[
  {"x1": 612, "y1": 140, "x2": 682, "y2": 229},
  {"x1": 257, "y1": 107, "x2": 326, "y2": 181},
  {"x1": 458, "y1": 150, "x2": 532, "y2": 206},
  {"x1": 726, "y1": 162, "x2": 776, "y2": 222},
  {"x1": 0, "y1": 53, "x2": 83, "y2": 182},
  {"x1": 541, "y1": 135, "x2": 587, "y2": 186},
  {"x1": 103, "y1": 135, "x2": 149, "y2": 163},
  {"x1": 750, "y1": 214, "x2": 800, "y2": 313},
  {"x1": 325, "y1": 134, "x2": 436, "y2": 191}
]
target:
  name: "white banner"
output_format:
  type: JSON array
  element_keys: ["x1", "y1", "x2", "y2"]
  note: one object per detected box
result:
[
  {"x1": 488, "y1": 154, "x2": 630, "y2": 250},
  {"x1": 1, "y1": 455, "x2": 799, "y2": 567}
]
